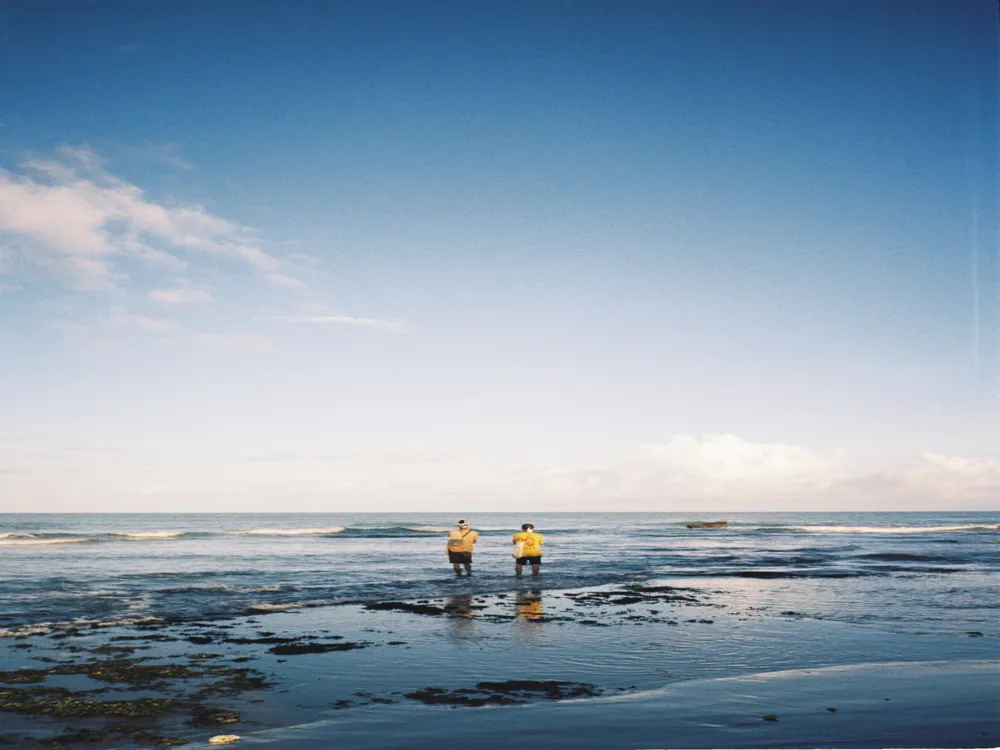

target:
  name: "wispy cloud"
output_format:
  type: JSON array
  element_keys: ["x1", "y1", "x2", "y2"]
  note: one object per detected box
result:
[
  {"x1": 190, "y1": 332, "x2": 273, "y2": 354},
  {"x1": 60, "y1": 440, "x2": 128, "y2": 454},
  {"x1": 238, "y1": 450, "x2": 472, "y2": 464},
  {"x1": 256, "y1": 314, "x2": 406, "y2": 332},
  {"x1": 106, "y1": 309, "x2": 174, "y2": 333},
  {"x1": 148, "y1": 286, "x2": 214, "y2": 305},
  {"x1": 0, "y1": 145, "x2": 305, "y2": 292},
  {"x1": 53, "y1": 307, "x2": 175, "y2": 337}
]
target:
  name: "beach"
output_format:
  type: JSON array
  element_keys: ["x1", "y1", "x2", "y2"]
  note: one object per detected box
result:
[{"x1": 1, "y1": 513, "x2": 997, "y2": 747}]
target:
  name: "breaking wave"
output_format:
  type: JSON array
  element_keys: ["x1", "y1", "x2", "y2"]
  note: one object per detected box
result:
[
  {"x1": 225, "y1": 526, "x2": 346, "y2": 536},
  {"x1": 0, "y1": 534, "x2": 88, "y2": 546},
  {"x1": 0, "y1": 615, "x2": 161, "y2": 638},
  {"x1": 780, "y1": 524, "x2": 999, "y2": 534},
  {"x1": 403, "y1": 526, "x2": 452, "y2": 533},
  {"x1": 246, "y1": 599, "x2": 333, "y2": 613}
]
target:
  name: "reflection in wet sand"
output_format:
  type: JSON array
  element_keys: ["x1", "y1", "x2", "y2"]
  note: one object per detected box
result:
[
  {"x1": 516, "y1": 590, "x2": 543, "y2": 621},
  {"x1": 514, "y1": 589, "x2": 543, "y2": 646},
  {"x1": 446, "y1": 594, "x2": 477, "y2": 639}
]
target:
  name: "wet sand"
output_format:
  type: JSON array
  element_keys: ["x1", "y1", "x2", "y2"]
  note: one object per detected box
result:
[{"x1": 1, "y1": 580, "x2": 996, "y2": 748}]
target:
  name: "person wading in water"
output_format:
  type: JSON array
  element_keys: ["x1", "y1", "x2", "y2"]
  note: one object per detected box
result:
[
  {"x1": 512, "y1": 523, "x2": 545, "y2": 577},
  {"x1": 446, "y1": 520, "x2": 479, "y2": 576}
]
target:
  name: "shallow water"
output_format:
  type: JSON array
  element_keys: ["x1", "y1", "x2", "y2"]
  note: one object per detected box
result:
[{"x1": 2, "y1": 512, "x2": 998, "y2": 637}]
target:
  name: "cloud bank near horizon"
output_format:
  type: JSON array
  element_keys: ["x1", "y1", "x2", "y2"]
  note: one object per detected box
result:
[
  {"x1": 536, "y1": 434, "x2": 998, "y2": 511},
  {"x1": 0, "y1": 433, "x2": 994, "y2": 513}
]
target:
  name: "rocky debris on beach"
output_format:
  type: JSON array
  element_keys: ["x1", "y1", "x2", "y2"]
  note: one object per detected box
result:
[
  {"x1": 0, "y1": 686, "x2": 182, "y2": 717},
  {"x1": 0, "y1": 579, "x2": 726, "y2": 745},
  {"x1": 189, "y1": 708, "x2": 241, "y2": 727},
  {"x1": 355, "y1": 582, "x2": 720, "y2": 629},
  {"x1": 332, "y1": 680, "x2": 605, "y2": 710},
  {"x1": 405, "y1": 680, "x2": 603, "y2": 707},
  {"x1": 364, "y1": 601, "x2": 448, "y2": 616},
  {"x1": 0, "y1": 645, "x2": 270, "y2": 746},
  {"x1": 268, "y1": 641, "x2": 365, "y2": 655},
  {"x1": 565, "y1": 584, "x2": 706, "y2": 608},
  {"x1": 3, "y1": 658, "x2": 199, "y2": 690},
  {"x1": 39, "y1": 725, "x2": 189, "y2": 748},
  {"x1": 558, "y1": 584, "x2": 717, "y2": 625}
]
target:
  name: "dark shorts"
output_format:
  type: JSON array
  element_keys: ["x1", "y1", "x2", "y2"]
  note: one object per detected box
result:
[
  {"x1": 516, "y1": 556, "x2": 542, "y2": 566},
  {"x1": 448, "y1": 551, "x2": 472, "y2": 564}
]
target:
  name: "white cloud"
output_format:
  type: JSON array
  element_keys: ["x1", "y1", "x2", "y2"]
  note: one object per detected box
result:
[
  {"x1": 835, "y1": 453, "x2": 1000, "y2": 501},
  {"x1": 537, "y1": 434, "x2": 997, "y2": 510},
  {"x1": 190, "y1": 332, "x2": 273, "y2": 354},
  {"x1": 263, "y1": 272, "x2": 309, "y2": 292},
  {"x1": 635, "y1": 434, "x2": 838, "y2": 485},
  {"x1": 148, "y1": 287, "x2": 214, "y2": 305},
  {"x1": 51, "y1": 320, "x2": 92, "y2": 336},
  {"x1": 0, "y1": 145, "x2": 305, "y2": 292},
  {"x1": 257, "y1": 314, "x2": 406, "y2": 332},
  {"x1": 105, "y1": 307, "x2": 174, "y2": 333}
]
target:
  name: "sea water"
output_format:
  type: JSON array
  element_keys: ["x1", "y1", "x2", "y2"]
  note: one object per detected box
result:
[{"x1": 2, "y1": 512, "x2": 997, "y2": 638}]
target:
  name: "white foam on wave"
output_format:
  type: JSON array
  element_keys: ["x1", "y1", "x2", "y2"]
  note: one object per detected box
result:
[
  {"x1": 167, "y1": 584, "x2": 285, "y2": 593},
  {"x1": 405, "y1": 526, "x2": 452, "y2": 533},
  {"x1": 786, "y1": 524, "x2": 999, "y2": 534},
  {"x1": 246, "y1": 599, "x2": 332, "y2": 612},
  {"x1": 110, "y1": 531, "x2": 186, "y2": 540},
  {"x1": 0, "y1": 615, "x2": 161, "y2": 639},
  {"x1": 228, "y1": 526, "x2": 345, "y2": 536},
  {"x1": 0, "y1": 537, "x2": 88, "y2": 546}
]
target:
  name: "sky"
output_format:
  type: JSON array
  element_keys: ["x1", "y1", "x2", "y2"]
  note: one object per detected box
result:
[{"x1": 0, "y1": 0, "x2": 997, "y2": 512}]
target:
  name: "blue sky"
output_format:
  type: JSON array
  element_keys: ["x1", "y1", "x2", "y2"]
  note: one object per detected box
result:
[{"x1": 0, "y1": 0, "x2": 997, "y2": 512}]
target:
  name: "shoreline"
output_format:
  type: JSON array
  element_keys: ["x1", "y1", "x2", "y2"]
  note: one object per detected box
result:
[
  {"x1": 2, "y1": 579, "x2": 997, "y2": 748},
  {"x1": 245, "y1": 659, "x2": 1000, "y2": 750}
]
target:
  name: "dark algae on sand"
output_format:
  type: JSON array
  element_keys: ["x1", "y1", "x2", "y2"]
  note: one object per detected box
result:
[{"x1": 0, "y1": 632, "x2": 272, "y2": 747}]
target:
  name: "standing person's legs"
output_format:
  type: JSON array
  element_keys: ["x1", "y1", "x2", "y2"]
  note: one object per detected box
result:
[
  {"x1": 464, "y1": 562, "x2": 472, "y2": 575},
  {"x1": 452, "y1": 563, "x2": 463, "y2": 576},
  {"x1": 515, "y1": 558, "x2": 524, "y2": 577},
  {"x1": 531, "y1": 562, "x2": 540, "y2": 577}
]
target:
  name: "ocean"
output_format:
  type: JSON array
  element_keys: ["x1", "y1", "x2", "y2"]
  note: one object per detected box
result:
[
  {"x1": 3, "y1": 512, "x2": 999, "y2": 748},
  {"x1": 3, "y1": 511, "x2": 998, "y2": 639}
]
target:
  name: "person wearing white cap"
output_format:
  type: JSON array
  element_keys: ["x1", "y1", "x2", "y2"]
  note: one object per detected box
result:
[{"x1": 446, "y1": 520, "x2": 479, "y2": 576}]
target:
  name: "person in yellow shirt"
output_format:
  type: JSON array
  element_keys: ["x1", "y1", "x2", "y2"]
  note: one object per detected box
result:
[
  {"x1": 446, "y1": 520, "x2": 479, "y2": 576},
  {"x1": 512, "y1": 523, "x2": 545, "y2": 577}
]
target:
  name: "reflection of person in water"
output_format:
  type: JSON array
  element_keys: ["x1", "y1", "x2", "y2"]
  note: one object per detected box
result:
[
  {"x1": 445, "y1": 594, "x2": 477, "y2": 638},
  {"x1": 445, "y1": 594, "x2": 476, "y2": 619},
  {"x1": 515, "y1": 589, "x2": 543, "y2": 621}
]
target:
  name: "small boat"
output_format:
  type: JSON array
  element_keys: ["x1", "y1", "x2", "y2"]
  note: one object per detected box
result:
[{"x1": 683, "y1": 521, "x2": 728, "y2": 529}]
